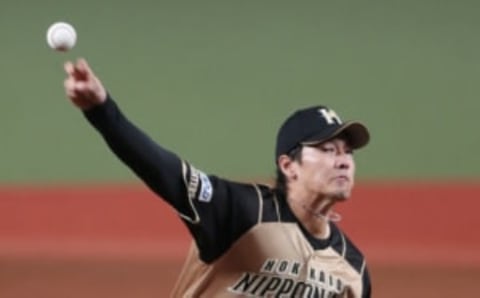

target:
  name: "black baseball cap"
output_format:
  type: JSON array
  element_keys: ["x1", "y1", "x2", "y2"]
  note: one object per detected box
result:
[{"x1": 275, "y1": 105, "x2": 370, "y2": 163}]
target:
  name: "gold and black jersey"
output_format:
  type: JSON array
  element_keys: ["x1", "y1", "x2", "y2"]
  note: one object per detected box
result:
[
  {"x1": 171, "y1": 162, "x2": 371, "y2": 297},
  {"x1": 84, "y1": 96, "x2": 371, "y2": 298}
]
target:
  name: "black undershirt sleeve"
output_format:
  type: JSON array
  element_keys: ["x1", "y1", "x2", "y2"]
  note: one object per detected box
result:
[
  {"x1": 83, "y1": 95, "x2": 260, "y2": 262},
  {"x1": 83, "y1": 94, "x2": 190, "y2": 212}
]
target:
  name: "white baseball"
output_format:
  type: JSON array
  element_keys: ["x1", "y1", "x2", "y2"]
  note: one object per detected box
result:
[{"x1": 46, "y1": 22, "x2": 77, "y2": 52}]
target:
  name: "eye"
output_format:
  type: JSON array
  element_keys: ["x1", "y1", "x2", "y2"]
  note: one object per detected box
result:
[{"x1": 320, "y1": 145, "x2": 335, "y2": 153}]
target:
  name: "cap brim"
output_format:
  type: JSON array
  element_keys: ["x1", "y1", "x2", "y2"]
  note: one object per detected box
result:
[{"x1": 301, "y1": 121, "x2": 370, "y2": 149}]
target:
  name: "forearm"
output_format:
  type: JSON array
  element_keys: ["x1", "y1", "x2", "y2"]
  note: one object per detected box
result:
[{"x1": 83, "y1": 94, "x2": 187, "y2": 208}]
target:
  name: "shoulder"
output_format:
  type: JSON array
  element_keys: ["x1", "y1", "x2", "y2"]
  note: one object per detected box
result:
[
  {"x1": 212, "y1": 179, "x2": 282, "y2": 223},
  {"x1": 216, "y1": 179, "x2": 275, "y2": 211}
]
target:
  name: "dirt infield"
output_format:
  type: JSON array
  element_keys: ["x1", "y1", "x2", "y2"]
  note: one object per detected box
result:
[
  {"x1": 1, "y1": 182, "x2": 479, "y2": 297},
  {"x1": 1, "y1": 257, "x2": 479, "y2": 298},
  {"x1": 371, "y1": 264, "x2": 480, "y2": 297},
  {"x1": 0, "y1": 256, "x2": 183, "y2": 298}
]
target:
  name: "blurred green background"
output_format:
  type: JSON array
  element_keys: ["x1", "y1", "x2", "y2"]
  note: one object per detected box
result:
[{"x1": 1, "y1": 0, "x2": 479, "y2": 183}]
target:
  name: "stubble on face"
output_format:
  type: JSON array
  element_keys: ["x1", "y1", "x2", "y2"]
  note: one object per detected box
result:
[
  {"x1": 297, "y1": 140, "x2": 355, "y2": 202},
  {"x1": 329, "y1": 175, "x2": 354, "y2": 200}
]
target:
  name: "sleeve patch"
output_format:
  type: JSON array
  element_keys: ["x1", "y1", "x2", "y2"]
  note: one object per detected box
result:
[
  {"x1": 199, "y1": 172, "x2": 213, "y2": 202},
  {"x1": 185, "y1": 162, "x2": 214, "y2": 203},
  {"x1": 187, "y1": 165, "x2": 200, "y2": 200}
]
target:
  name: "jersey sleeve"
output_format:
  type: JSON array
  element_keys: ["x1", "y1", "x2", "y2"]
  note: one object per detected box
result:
[
  {"x1": 180, "y1": 162, "x2": 262, "y2": 263},
  {"x1": 83, "y1": 95, "x2": 191, "y2": 213},
  {"x1": 84, "y1": 95, "x2": 260, "y2": 263}
]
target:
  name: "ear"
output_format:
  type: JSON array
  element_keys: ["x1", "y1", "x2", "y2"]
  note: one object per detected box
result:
[{"x1": 277, "y1": 154, "x2": 297, "y2": 180}]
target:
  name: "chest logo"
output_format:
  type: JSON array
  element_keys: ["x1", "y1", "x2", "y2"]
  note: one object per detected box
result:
[{"x1": 228, "y1": 258, "x2": 349, "y2": 297}]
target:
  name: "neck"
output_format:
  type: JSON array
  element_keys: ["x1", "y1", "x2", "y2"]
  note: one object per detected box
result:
[{"x1": 287, "y1": 195, "x2": 339, "y2": 239}]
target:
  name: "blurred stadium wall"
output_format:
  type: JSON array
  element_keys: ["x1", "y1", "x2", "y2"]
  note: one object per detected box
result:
[{"x1": 1, "y1": 1, "x2": 479, "y2": 297}]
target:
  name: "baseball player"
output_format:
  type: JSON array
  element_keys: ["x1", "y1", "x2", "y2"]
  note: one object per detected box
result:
[{"x1": 63, "y1": 58, "x2": 371, "y2": 297}]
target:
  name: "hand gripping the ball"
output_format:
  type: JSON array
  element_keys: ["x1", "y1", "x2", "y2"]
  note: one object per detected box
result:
[{"x1": 64, "y1": 58, "x2": 107, "y2": 110}]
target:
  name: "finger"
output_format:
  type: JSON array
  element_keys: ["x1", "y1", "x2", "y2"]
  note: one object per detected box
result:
[
  {"x1": 64, "y1": 79, "x2": 78, "y2": 99},
  {"x1": 63, "y1": 58, "x2": 89, "y2": 81},
  {"x1": 64, "y1": 77, "x2": 75, "y2": 93},
  {"x1": 66, "y1": 89, "x2": 78, "y2": 100},
  {"x1": 71, "y1": 63, "x2": 88, "y2": 81},
  {"x1": 64, "y1": 80, "x2": 81, "y2": 99},
  {"x1": 73, "y1": 81, "x2": 90, "y2": 93},
  {"x1": 76, "y1": 58, "x2": 94, "y2": 78},
  {"x1": 64, "y1": 61, "x2": 75, "y2": 76}
]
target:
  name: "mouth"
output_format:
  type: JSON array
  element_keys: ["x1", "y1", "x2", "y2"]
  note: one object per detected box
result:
[
  {"x1": 334, "y1": 175, "x2": 349, "y2": 181},
  {"x1": 332, "y1": 175, "x2": 350, "y2": 184}
]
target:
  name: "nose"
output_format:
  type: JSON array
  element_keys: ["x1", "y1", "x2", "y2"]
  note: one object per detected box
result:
[{"x1": 335, "y1": 154, "x2": 352, "y2": 170}]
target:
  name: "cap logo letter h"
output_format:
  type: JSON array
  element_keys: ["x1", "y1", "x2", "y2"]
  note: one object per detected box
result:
[{"x1": 318, "y1": 108, "x2": 342, "y2": 125}]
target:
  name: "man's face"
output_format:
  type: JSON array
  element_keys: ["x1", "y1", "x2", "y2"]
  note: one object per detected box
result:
[{"x1": 293, "y1": 138, "x2": 356, "y2": 200}]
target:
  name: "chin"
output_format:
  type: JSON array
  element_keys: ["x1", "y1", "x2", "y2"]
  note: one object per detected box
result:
[{"x1": 330, "y1": 189, "x2": 351, "y2": 201}]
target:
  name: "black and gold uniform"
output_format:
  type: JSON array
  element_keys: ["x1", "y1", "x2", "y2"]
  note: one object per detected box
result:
[{"x1": 85, "y1": 96, "x2": 371, "y2": 298}]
